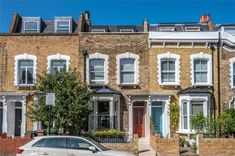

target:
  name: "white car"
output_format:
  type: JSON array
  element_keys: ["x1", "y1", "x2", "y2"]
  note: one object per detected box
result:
[{"x1": 16, "y1": 136, "x2": 134, "y2": 156}]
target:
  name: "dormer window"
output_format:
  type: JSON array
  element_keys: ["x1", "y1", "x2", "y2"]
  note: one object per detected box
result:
[
  {"x1": 91, "y1": 29, "x2": 106, "y2": 33},
  {"x1": 119, "y1": 29, "x2": 134, "y2": 33},
  {"x1": 23, "y1": 17, "x2": 41, "y2": 33},
  {"x1": 185, "y1": 27, "x2": 201, "y2": 32},
  {"x1": 222, "y1": 27, "x2": 235, "y2": 36},
  {"x1": 55, "y1": 17, "x2": 72, "y2": 33},
  {"x1": 159, "y1": 27, "x2": 175, "y2": 32}
]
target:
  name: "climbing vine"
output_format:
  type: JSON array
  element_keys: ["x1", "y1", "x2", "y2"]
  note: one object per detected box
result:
[{"x1": 169, "y1": 101, "x2": 180, "y2": 137}]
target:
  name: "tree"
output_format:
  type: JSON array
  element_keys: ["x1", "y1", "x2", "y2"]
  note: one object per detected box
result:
[{"x1": 28, "y1": 69, "x2": 93, "y2": 135}]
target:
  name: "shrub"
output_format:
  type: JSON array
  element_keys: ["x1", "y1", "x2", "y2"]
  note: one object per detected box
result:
[
  {"x1": 93, "y1": 129, "x2": 125, "y2": 138},
  {"x1": 191, "y1": 113, "x2": 207, "y2": 135}
]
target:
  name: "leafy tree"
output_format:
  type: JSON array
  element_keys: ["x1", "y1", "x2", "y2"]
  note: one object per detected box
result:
[
  {"x1": 28, "y1": 69, "x2": 93, "y2": 135},
  {"x1": 219, "y1": 109, "x2": 235, "y2": 137}
]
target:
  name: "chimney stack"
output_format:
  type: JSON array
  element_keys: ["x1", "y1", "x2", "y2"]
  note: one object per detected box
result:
[
  {"x1": 85, "y1": 11, "x2": 91, "y2": 26},
  {"x1": 143, "y1": 19, "x2": 149, "y2": 32},
  {"x1": 10, "y1": 13, "x2": 21, "y2": 33},
  {"x1": 77, "y1": 12, "x2": 85, "y2": 32},
  {"x1": 200, "y1": 14, "x2": 214, "y2": 31}
]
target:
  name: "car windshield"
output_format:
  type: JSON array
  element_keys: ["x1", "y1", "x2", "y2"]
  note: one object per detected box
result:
[{"x1": 85, "y1": 137, "x2": 109, "y2": 151}]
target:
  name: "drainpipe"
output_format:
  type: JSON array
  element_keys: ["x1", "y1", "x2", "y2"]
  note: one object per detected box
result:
[
  {"x1": 210, "y1": 45, "x2": 216, "y2": 120},
  {"x1": 82, "y1": 50, "x2": 88, "y2": 82},
  {"x1": 217, "y1": 32, "x2": 221, "y2": 117}
]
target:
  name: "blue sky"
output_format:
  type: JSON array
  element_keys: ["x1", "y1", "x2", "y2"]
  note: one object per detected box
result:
[{"x1": 0, "y1": 0, "x2": 234, "y2": 32}]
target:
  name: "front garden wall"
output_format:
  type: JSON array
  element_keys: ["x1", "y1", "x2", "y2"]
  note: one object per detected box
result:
[
  {"x1": 150, "y1": 134, "x2": 180, "y2": 156},
  {"x1": 199, "y1": 136, "x2": 235, "y2": 156},
  {"x1": 102, "y1": 134, "x2": 138, "y2": 155}
]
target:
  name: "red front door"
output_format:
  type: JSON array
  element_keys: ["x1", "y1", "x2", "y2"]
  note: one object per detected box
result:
[{"x1": 133, "y1": 107, "x2": 145, "y2": 137}]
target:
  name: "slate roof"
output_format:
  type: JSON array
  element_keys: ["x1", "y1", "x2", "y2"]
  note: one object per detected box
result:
[
  {"x1": 177, "y1": 87, "x2": 212, "y2": 95},
  {"x1": 92, "y1": 86, "x2": 119, "y2": 94},
  {"x1": 89, "y1": 25, "x2": 144, "y2": 32}
]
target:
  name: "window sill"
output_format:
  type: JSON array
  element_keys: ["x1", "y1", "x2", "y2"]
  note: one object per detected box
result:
[
  {"x1": 176, "y1": 130, "x2": 196, "y2": 135},
  {"x1": 16, "y1": 84, "x2": 35, "y2": 89},
  {"x1": 159, "y1": 83, "x2": 180, "y2": 86},
  {"x1": 192, "y1": 83, "x2": 213, "y2": 87},
  {"x1": 118, "y1": 83, "x2": 138, "y2": 86}
]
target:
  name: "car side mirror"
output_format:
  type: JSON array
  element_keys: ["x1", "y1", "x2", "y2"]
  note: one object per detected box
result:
[{"x1": 88, "y1": 146, "x2": 97, "y2": 153}]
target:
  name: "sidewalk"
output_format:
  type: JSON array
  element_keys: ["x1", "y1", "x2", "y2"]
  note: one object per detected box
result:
[{"x1": 138, "y1": 138, "x2": 156, "y2": 156}]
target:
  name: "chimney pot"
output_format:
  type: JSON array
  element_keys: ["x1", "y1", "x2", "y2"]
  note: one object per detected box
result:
[{"x1": 143, "y1": 19, "x2": 148, "y2": 32}]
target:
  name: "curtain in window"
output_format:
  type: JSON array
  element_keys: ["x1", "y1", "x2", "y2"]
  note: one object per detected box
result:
[
  {"x1": 120, "y1": 58, "x2": 135, "y2": 83},
  {"x1": 191, "y1": 102, "x2": 203, "y2": 116}
]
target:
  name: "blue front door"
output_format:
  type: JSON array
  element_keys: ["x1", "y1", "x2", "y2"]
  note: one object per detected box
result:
[{"x1": 151, "y1": 107, "x2": 163, "y2": 136}]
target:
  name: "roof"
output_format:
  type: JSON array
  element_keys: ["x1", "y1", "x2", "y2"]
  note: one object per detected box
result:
[
  {"x1": 177, "y1": 87, "x2": 212, "y2": 95},
  {"x1": 92, "y1": 86, "x2": 119, "y2": 94}
]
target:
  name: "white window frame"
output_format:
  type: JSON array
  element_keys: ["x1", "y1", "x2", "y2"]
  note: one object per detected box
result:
[
  {"x1": 23, "y1": 17, "x2": 41, "y2": 33},
  {"x1": 47, "y1": 54, "x2": 70, "y2": 73},
  {"x1": 54, "y1": 17, "x2": 72, "y2": 33},
  {"x1": 14, "y1": 53, "x2": 37, "y2": 87},
  {"x1": 89, "y1": 59, "x2": 105, "y2": 84},
  {"x1": 157, "y1": 52, "x2": 180, "y2": 86},
  {"x1": 116, "y1": 52, "x2": 139, "y2": 85},
  {"x1": 229, "y1": 57, "x2": 235, "y2": 89},
  {"x1": 86, "y1": 52, "x2": 109, "y2": 85},
  {"x1": 91, "y1": 29, "x2": 106, "y2": 33},
  {"x1": 190, "y1": 53, "x2": 212, "y2": 86},
  {"x1": 221, "y1": 26, "x2": 235, "y2": 36},
  {"x1": 178, "y1": 95, "x2": 210, "y2": 134}
]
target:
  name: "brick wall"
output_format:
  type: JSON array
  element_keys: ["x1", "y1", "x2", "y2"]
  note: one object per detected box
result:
[
  {"x1": 150, "y1": 134, "x2": 180, "y2": 156},
  {"x1": 199, "y1": 136, "x2": 235, "y2": 156},
  {"x1": 102, "y1": 134, "x2": 138, "y2": 155},
  {"x1": 0, "y1": 137, "x2": 32, "y2": 155}
]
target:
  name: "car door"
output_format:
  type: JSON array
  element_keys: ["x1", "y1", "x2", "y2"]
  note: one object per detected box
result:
[
  {"x1": 68, "y1": 138, "x2": 101, "y2": 156},
  {"x1": 38, "y1": 137, "x2": 68, "y2": 156}
]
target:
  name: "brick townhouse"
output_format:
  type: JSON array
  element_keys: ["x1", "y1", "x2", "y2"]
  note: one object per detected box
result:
[{"x1": 0, "y1": 12, "x2": 235, "y2": 141}]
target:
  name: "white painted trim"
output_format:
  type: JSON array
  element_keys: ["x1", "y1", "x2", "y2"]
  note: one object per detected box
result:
[
  {"x1": 190, "y1": 52, "x2": 212, "y2": 86},
  {"x1": 14, "y1": 53, "x2": 37, "y2": 86},
  {"x1": 116, "y1": 52, "x2": 140, "y2": 85},
  {"x1": 47, "y1": 54, "x2": 70, "y2": 73},
  {"x1": 178, "y1": 94, "x2": 210, "y2": 134},
  {"x1": 229, "y1": 57, "x2": 235, "y2": 89},
  {"x1": 22, "y1": 17, "x2": 41, "y2": 33},
  {"x1": 54, "y1": 17, "x2": 72, "y2": 33},
  {"x1": 119, "y1": 29, "x2": 134, "y2": 32},
  {"x1": 184, "y1": 27, "x2": 201, "y2": 32},
  {"x1": 86, "y1": 52, "x2": 109, "y2": 85},
  {"x1": 157, "y1": 52, "x2": 180, "y2": 86}
]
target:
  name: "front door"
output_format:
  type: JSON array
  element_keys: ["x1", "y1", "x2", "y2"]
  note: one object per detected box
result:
[
  {"x1": 151, "y1": 107, "x2": 163, "y2": 136},
  {"x1": 133, "y1": 107, "x2": 145, "y2": 137},
  {"x1": 15, "y1": 109, "x2": 22, "y2": 136}
]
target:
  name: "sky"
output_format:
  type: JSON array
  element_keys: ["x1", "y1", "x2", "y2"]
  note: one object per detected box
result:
[{"x1": 0, "y1": 0, "x2": 235, "y2": 32}]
